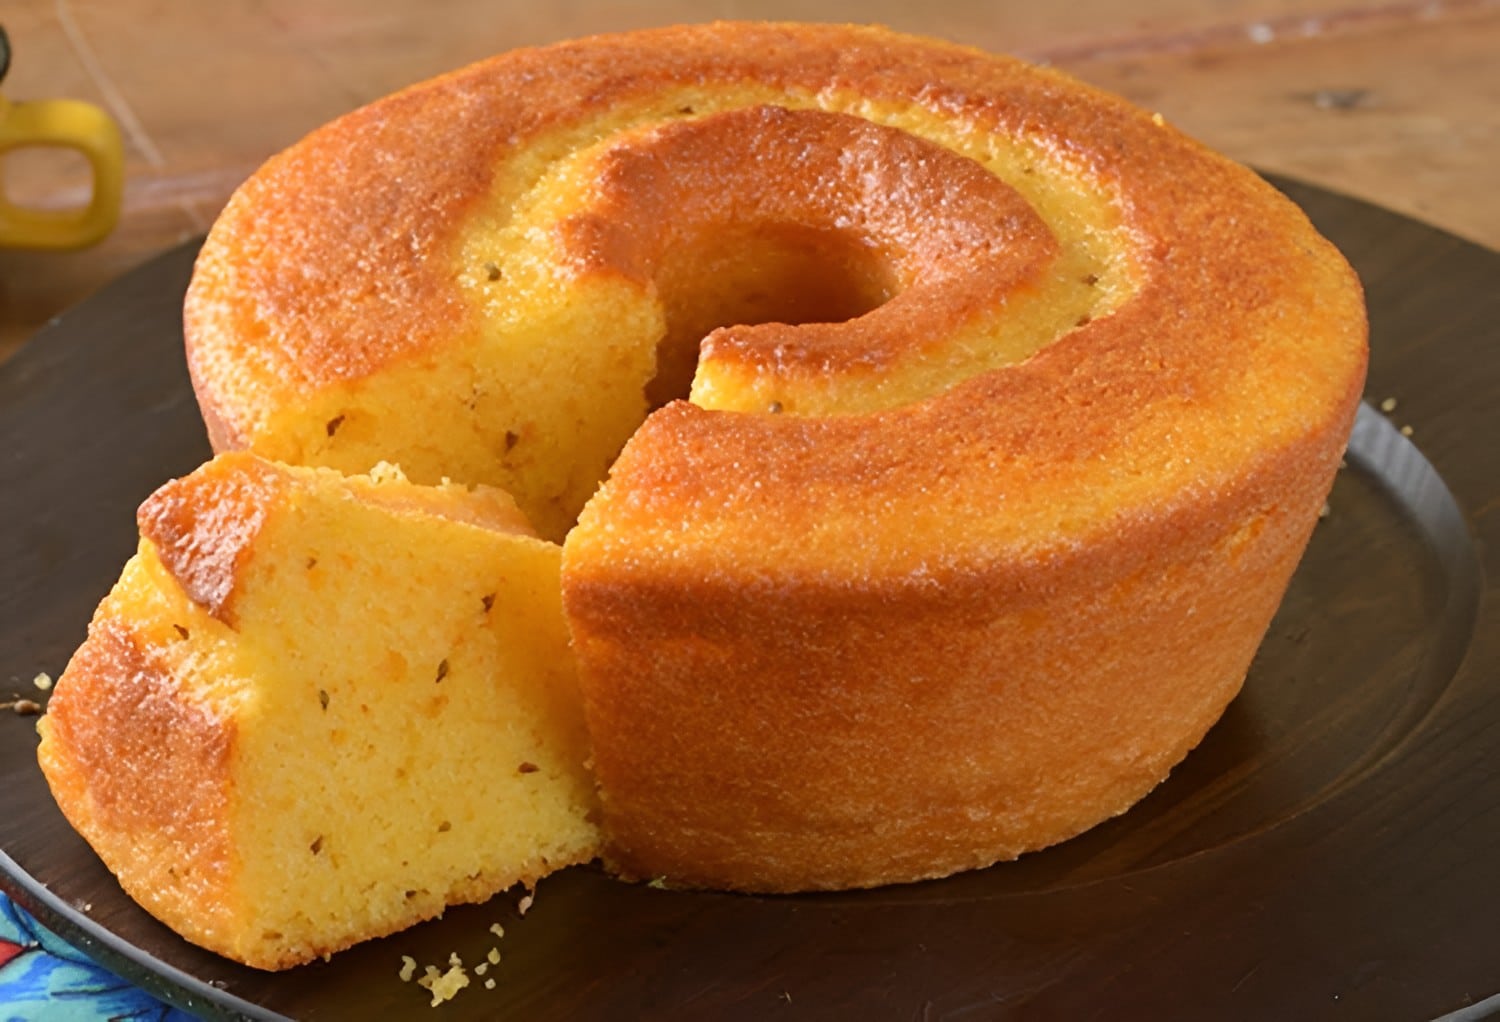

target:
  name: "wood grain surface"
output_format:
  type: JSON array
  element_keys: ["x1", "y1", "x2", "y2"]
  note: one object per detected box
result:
[{"x1": 0, "y1": 0, "x2": 1496, "y2": 363}]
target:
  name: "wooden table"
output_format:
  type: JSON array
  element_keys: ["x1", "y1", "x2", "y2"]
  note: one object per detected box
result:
[{"x1": 2, "y1": 0, "x2": 1496, "y2": 363}]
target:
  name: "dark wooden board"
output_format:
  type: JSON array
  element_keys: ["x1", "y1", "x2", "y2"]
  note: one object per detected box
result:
[{"x1": 2, "y1": 178, "x2": 1498, "y2": 1021}]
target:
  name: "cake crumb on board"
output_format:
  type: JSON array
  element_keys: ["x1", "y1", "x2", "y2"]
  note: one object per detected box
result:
[
  {"x1": 415, "y1": 959, "x2": 471, "y2": 1007},
  {"x1": 399, "y1": 912, "x2": 516, "y2": 1003}
]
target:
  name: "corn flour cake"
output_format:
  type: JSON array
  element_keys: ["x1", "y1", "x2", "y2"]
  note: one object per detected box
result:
[
  {"x1": 38, "y1": 455, "x2": 598, "y2": 969},
  {"x1": 40, "y1": 22, "x2": 1366, "y2": 966}
]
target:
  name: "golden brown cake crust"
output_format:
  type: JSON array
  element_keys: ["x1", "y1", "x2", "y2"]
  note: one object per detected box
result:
[
  {"x1": 37, "y1": 622, "x2": 241, "y2": 953},
  {"x1": 184, "y1": 21, "x2": 1353, "y2": 443},
  {"x1": 137, "y1": 452, "x2": 287, "y2": 625}
]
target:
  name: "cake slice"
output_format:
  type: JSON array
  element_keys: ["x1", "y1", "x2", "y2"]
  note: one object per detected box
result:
[{"x1": 37, "y1": 453, "x2": 598, "y2": 969}]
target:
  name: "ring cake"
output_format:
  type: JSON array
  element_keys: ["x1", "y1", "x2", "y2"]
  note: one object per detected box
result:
[{"x1": 39, "y1": 22, "x2": 1367, "y2": 968}]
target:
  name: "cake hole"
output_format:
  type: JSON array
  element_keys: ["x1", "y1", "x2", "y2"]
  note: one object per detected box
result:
[{"x1": 644, "y1": 223, "x2": 897, "y2": 410}]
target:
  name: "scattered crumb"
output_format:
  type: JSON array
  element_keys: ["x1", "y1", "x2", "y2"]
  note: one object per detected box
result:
[
  {"x1": 32, "y1": 673, "x2": 52, "y2": 691},
  {"x1": 489, "y1": 923, "x2": 505, "y2": 938},
  {"x1": 415, "y1": 960, "x2": 471, "y2": 1007},
  {"x1": 1400, "y1": 424, "x2": 1414, "y2": 437},
  {"x1": 1318, "y1": 503, "x2": 1330, "y2": 519},
  {"x1": 518, "y1": 893, "x2": 534, "y2": 916},
  {"x1": 647, "y1": 876, "x2": 668, "y2": 890},
  {"x1": 1151, "y1": 111, "x2": 1165, "y2": 126},
  {"x1": 399, "y1": 956, "x2": 417, "y2": 982},
  {"x1": 485, "y1": 978, "x2": 496, "y2": 990},
  {"x1": 3, "y1": 699, "x2": 42, "y2": 716},
  {"x1": 1379, "y1": 396, "x2": 1397, "y2": 413},
  {"x1": 487, "y1": 948, "x2": 501, "y2": 965},
  {"x1": 781, "y1": 991, "x2": 793, "y2": 1003},
  {"x1": 1338, "y1": 458, "x2": 1347, "y2": 469},
  {"x1": 475, "y1": 962, "x2": 488, "y2": 976},
  {"x1": 448, "y1": 952, "x2": 462, "y2": 969}
]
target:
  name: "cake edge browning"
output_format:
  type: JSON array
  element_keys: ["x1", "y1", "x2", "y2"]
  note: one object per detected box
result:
[
  {"x1": 136, "y1": 452, "x2": 287, "y2": 628},
  {"x1": 37, "y1": 617, "x2": 246, "y2": 961},
  {"x1": 565, "y1": 361, "x2": 1363, "y2": 892}
]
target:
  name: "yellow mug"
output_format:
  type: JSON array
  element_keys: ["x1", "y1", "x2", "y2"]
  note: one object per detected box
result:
[{"x1": 0, "y1": 26, "x2": 124, "y2": 249}]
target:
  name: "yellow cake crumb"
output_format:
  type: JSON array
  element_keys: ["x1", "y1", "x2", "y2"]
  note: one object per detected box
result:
[
  {"x1": 1400, "y1": 424, "x2": 1414, "y2": 437},
  {"x1": 399, "y1": 956, "x2": 417, "y2": 982},
  {"x1": 489, "y1": 923, "x2": 505, "y2": 938},
  {"x1": 416, "y1": 960, "x2": 471, "y2": 1007},
  {"x1": 1379, "y1": 396, "x2": 1398, "y2": 413},
  {"x1": 487, "y1": 947, "x2": 501, "y2": 965},
  {"x1": 33, "y1": 672, "x2": 53, "y2": 691}
]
